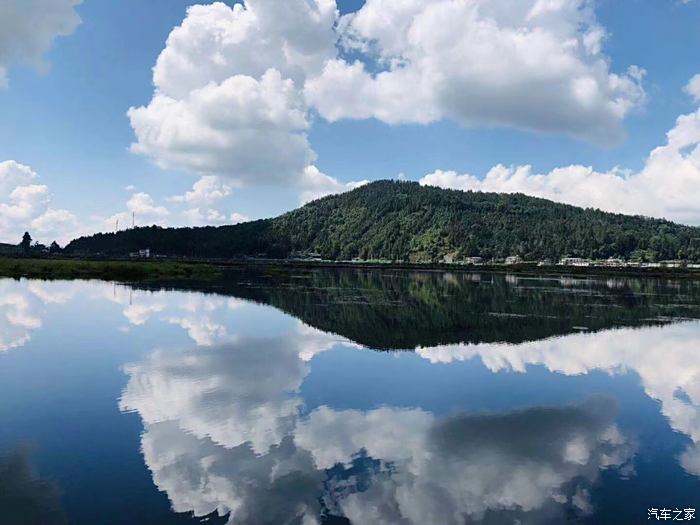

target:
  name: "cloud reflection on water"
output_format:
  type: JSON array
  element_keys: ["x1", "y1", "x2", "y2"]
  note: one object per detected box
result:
[
  {"x1": 3, "y1": 276, "x2": 700, "y2": 523},
  {"x1": 416, "y1": 322, "x2": 700, "y2": 477},
  {"x1": 120, "y1": 323, "x2": 635, "y2": 524},
  {"x1": 0, "y1": 280, "x2": 75, "y2": 352}
]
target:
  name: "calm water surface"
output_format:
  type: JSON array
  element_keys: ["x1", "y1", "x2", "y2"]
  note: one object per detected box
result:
[{"x1": 2, "y1": 268, "x2": 700, "y2": 524}]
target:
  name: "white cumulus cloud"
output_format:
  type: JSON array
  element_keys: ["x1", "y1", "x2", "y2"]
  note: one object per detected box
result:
[
  {"x1": 151, "y1": 0, "x2": 337, "y2": 100},
  {"x1": 229, "y1": 212, "x2": 250, "y2": 224},
  {"x1": 421, "y1": 93, "x2": 700, "y2": 224},
  {"x1": 136, "y1": 0, "x2": 619, "y2": 201},
  {"x1": 123, "y1": 0, "x2": 690, "y2": 221},
  {"x1": 299, "y1": 165, "x2": 369, "y2": 204},
  {"x1": 168, "y1": 176, "x2": 240, "y2": 227},
  {"x1": 128, "y1": 0, "x2": 339, "y2": 190},
  {"x1": 105, "y1": 187, "x2": 252, "y2": 231},
  {"x1": 306, "y1": 0, "x2": 645, "y2": 142},
  {"x1": 129, "y1": 69, "x2": 315, "y2": 184},
  {"x1": 181, "y1": 207, "x2": 227, "y2": 227},
  {"x1": 0, "y1": 160, "x2": 79, "y2": 244},
  {"x1": 0, "y1": 0, "x2": 82, "y2": 88},
  {"x1": 167, "y1": 176, "x2": 232, "y2": 205},
  {"x1": 104, "y1": 191, "x2": 171, "y2": 231},
  {"x1": 686, "y1": 74, "x2": 700, "y2": 103}
]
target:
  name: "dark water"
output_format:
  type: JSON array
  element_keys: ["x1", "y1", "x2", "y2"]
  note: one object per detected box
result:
[{"x1": 2, "y1": 268, "x2": 700, "y2": 524}]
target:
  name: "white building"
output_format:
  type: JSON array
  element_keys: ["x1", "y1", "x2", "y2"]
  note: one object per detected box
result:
[
  {"x1": 659, "y1": 260, "x2": 684, "y2": 268},
  {"x1": 605, "y1": 258, "x2": 625, "y2": 267},
  {"x1": 560, "y1": 257, "x2": 591, "y2": 267}
]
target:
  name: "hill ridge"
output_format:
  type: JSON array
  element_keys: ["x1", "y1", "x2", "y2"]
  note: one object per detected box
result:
[{"x1": 66, "y1": 180, "x2": 700, "y2": 262}]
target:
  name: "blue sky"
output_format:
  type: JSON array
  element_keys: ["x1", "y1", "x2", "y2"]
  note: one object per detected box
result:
[{"x1": 0, "y1": 0, "x2": 699, "y2": 243}]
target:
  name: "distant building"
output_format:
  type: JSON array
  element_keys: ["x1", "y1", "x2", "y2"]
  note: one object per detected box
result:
[
  {"x1": 504, "y1": 255, "x2": 523, "y2": 265},
  {"x1": 659, "y1": 260, "x2": 684, "y2": 268},
  {"x1": 130, "y1": 249, "x2": 151, "y2": 259},
  {"x1": 605, "y1": 258, "x2": 625, "y2": 267},
  {"x1": 291, "y1": 251, "x2": 322, "y2": 261},
  {"x1": 464, "y1": 256, "x2": 483, "y2": 265},
  {"x1": 560, "y1": 257, "x2": 591, "y2": 267}
]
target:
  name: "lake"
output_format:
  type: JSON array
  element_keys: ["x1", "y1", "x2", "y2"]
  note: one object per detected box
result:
[{"x1": 2, "y1": 267, "x2": 700, "y2": 524}]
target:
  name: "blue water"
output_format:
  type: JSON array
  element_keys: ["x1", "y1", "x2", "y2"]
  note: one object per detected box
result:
[{"x1": 1, "y1": 270, "x2": 700, "y2": 524}]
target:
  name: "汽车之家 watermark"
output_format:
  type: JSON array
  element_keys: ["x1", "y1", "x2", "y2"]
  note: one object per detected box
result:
[{"x1": 648, "y1": 508, "x2": 696, "y2": 520}]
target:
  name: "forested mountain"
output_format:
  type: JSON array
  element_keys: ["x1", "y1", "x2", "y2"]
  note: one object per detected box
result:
[{"x1": 66, "y1": 181, "x2": 700, "y2": 262}]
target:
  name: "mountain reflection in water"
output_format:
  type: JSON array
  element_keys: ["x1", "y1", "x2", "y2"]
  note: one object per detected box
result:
[{"x1": 137, "y1": 267, "x2": 700, "y2": 349}]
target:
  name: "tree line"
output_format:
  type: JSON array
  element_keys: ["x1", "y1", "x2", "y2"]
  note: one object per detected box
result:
[{"x1": 0, "y1": 232, "x2": 62, "y2": 257}]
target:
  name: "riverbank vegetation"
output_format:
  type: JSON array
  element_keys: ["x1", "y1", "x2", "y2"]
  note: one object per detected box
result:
[{"x1": 0, "y1": 258, "x2": 221, "y2": 281}]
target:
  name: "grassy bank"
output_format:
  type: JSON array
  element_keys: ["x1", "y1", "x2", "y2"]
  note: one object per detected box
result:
[{"x1": 0, "y1": 257, "x2": 222, "y2": 281}]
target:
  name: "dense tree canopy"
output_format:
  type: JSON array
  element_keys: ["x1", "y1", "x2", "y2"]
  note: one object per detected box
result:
[{"x1": 66, "y1": 181, "x2": 700, "y2": 262}]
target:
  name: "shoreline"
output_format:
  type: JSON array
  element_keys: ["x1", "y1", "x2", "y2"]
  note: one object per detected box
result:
[
  {"x1": 3, "y1": 255, "x2": 700, "y2": 281},
  {"x1": 229, "y1": 258, "x2": 700, "y2": 280}
]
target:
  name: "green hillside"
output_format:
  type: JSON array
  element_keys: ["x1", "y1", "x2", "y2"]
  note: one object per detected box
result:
[{"x1": 65, "y1": 181, "x2": 700, "y2": 262}]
